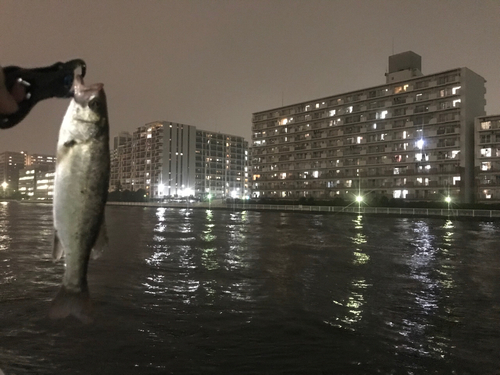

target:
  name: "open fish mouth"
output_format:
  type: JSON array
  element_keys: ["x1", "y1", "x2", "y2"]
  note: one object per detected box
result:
[{"x1": 73, "y1": 75, "x2": 104, "y2": 107}]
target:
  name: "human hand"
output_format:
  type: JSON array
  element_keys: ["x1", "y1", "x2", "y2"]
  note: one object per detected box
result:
[{"x1": 0, "y1": 65, "x2": 26, "y2": 115}]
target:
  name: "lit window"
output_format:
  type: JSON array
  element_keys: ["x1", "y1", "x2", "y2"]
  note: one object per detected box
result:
[
  {"x1": 481, "y1": 162, "x2": 491, "y2": 171},
  {"x1": 481, "y1": 121, "x2": 491, "y2": 130},
  {"x1": 377, "y1": 110, "x2": 388, "y2": 119},
  {"x1": 481, "y1": 148, "x2": 492, "y2": 157}
]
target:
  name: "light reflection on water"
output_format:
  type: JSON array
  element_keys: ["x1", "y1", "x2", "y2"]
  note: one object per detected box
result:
[
  {"x1": 329, "y1": 215, "x2": 371, "y2": 329},
  {"x1": 1, "y1": 204, "x2": 500, "y2": 374},
  {"x1": 0, "y1": 203, "x2": 13, "y2": 286}
]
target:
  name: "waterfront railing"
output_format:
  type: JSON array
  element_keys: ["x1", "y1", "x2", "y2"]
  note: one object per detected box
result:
[{"x1": 107, "y1": 201, "x2": 500, "y2": 219}]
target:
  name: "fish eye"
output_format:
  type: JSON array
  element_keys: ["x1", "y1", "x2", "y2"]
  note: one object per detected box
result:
[{"x1": 89, "y1": 98, "x2": 101, "y2": 112}]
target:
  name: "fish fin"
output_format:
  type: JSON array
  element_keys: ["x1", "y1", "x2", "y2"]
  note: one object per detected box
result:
[
  {"x1": 49, "y1": 286, "x2": 93, "y2": 324},
  {"x1": 91, "y1": 220, "x2": 109, "y2": 260},
  {"x1": 52, "y1": 230, "x2": 64, "y2": 260}
]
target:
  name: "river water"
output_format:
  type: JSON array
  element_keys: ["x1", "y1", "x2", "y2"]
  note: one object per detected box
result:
[{"x1": 0, "y1": 202, "x2": 499, "y2": 374}]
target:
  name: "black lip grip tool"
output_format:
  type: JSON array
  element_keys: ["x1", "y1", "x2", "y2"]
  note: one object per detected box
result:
[{"x1": 0, "y1": 59, "x2": 86, "y2": 129}]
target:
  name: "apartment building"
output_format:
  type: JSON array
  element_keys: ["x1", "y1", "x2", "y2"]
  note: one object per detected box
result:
[
  {"x1": 251, "y1": 51, "x2": 486, "y2": 204},
  {"x1": 0, "y1": 151, "x2": 25, "y2": 194},
  {"x1": 475, "y1": 115, "x2": 500, "y2": 203},
  {"x1": 24, "y1": 153, "x2": 56, "y2": 168},
  {"x1": 110, "y1": 131, "x2": 132, "y2": 191},
  {"x1": 18, "y1": 165, "x2": 55, "y2": 200},
  {"x1": 195, "y1": 130, "x2": 250, "y2": 198},
  {"x1": 110, "y1": 122, "x2": 249, "y2": 199}
]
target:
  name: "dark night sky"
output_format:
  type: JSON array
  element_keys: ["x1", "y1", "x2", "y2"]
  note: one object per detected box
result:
[{"x1": 1, "y1": 0, "x2": 499, "y2": 155}]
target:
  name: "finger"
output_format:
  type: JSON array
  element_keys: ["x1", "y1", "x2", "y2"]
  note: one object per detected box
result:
[{"x1": 0, "y1": 67, "x2": 19, "y2": 114}]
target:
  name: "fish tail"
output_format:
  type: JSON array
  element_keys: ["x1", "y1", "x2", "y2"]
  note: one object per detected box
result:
[{"x1": 49, "y1": 286, "x2": 93, "y2": 324}]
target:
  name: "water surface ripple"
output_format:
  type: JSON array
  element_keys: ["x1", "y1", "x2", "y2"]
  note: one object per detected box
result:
[{"x1": 1, "y1": 203, "x2": 499, "y2": 374}]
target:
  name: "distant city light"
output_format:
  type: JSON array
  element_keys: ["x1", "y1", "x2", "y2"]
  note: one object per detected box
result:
[
  {"x1": 180, "y1": 188, "x2": 194, "y2": 197},
  {"x1": 356, "y1": 195, "x2": 363, "y2": 203},
  {"x1": 445, "y1": 196, "x2": 452, "y2": 203}
]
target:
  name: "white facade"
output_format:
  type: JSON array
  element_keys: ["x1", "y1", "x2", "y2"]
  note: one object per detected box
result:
[{"x1": 110, "y1": 122, "x2": 249, "y2": 199}]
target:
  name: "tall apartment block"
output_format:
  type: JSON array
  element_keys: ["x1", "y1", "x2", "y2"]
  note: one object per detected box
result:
[
  {"x1": 195, "y1": 130, "x2": 250, "y2": 198},
  {"x1": 110, "y1": 131, "x2": 132, "y2": 192},
  {"x1": 251, "y1": 51, "x2": 486, "y2": 204},
  {"x1": 110, "y1": 122, "x2": 249, "y2": 199},
  {"x1": 475, "y1": 114, "x2": 500, "y2": 202}
]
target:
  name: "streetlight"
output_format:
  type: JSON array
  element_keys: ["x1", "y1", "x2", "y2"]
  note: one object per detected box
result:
[
  {"x1": 355, "y1": 194, "x2": 363, "y2": 214},
  {"x1": 445, "y1": 196, "x2": 452, "y2": 218}
]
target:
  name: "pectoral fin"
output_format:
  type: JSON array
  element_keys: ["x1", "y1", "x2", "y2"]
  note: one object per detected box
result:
[
  {"x1": 52, "y1": 230, "x2": 64, "y2": 260},
  {"x1": 91, "y1": 220, "x2": 108, "y2": 260}
]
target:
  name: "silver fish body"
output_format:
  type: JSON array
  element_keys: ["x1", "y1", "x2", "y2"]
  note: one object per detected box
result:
[{"x1": 50, "y1": 75, "x2": 109, "y2": 323}]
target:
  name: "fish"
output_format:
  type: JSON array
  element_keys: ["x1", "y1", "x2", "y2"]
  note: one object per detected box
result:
[{"x1": 49, "y1": 75, "x2": 110, "y2": 323}]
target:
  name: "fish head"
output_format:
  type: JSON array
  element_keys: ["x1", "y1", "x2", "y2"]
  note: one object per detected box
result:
[{"x1": 71, "y1": 75, "x2": 107, "y2": 124}]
